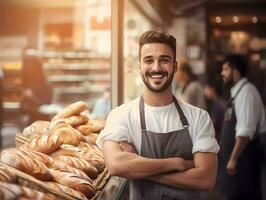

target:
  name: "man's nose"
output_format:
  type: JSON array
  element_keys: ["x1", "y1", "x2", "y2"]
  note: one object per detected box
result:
[{"x1": 152, "y1": 60, "x2": 160, "y2": 71}]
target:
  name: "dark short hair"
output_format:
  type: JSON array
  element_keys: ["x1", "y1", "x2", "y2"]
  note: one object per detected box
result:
[
  {"x1": 139, "y1": 30, "x2": 176, "y2": 61},
  {"x1": 224, "y1": 54, "x2": 248, "y2": 77}
]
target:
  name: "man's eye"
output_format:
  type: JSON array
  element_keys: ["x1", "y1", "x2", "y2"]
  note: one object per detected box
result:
[
  {"x1": 160, "y1": 59, "x2": 170, "y2": 63},
  {"x1": 144, "y1": 60, "x2": 153, "y2": 63}
]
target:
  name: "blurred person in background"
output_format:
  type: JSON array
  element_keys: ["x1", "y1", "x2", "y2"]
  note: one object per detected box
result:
[
  {"x1": 204, "y1": 80, "x2": 225, "y2": 142},
  {"x1": 91, "y1": 87, "x2": 111, "y2": 120},
  {"x1": 21, "y1": 48, "x2": 53, "y2": 124},
  {"x1": 175, "y1": 62, "x2": 206, "y2": 110},
  {"x1": 220, "y1": 54, "x2": 266, "y2": 200},
  {"x1": 97, "y1": 30, "x2": 219, "y2": 200}
]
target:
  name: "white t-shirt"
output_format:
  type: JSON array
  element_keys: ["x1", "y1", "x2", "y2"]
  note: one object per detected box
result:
[
  {"x1": 231, "y1": 78, "x2": 266, "y2": 139},
  {"x1": 96, "y1": 97, "x2": 220, "y2": 154}
]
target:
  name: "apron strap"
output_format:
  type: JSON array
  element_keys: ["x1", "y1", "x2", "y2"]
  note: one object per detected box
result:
[
  {"x1": 139, "y1": 95, "x2": 146, "y2": 131},
  {"x1": 139, "y1": 95, "x2": 189, "y2": 130},
  {"x1": 173, "y1": 96, "x2": 189, "y2": 128},
  {"x1": 228, "y1": 80, "x2": 248, "y2": 106}
]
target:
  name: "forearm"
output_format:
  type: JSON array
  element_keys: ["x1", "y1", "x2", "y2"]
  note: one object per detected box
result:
[
  {"x1": 148, "y1": 153, "x2": 218, "y2": 191},
  {"x1": 229, "y1": 136, "x2": 249, "y2": 161},
  {"x1": 103, "y1": 141, "x2": 192, "y2": 179}
]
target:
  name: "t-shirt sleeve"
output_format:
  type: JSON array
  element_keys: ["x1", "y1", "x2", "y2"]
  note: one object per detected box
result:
[
  {"x1": 96, "y1": 107, "x2": 131, "y2": 150},
  {"x1": 192, "y1": 110, "x2": 220, "y2": 154}
]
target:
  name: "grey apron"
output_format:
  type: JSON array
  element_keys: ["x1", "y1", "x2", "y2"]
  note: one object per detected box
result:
[{"x1": 130, "y1": 95, "x2": 201, "y2": 200}]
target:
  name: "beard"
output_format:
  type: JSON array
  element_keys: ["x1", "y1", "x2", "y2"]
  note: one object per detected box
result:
[
  {"x1": 222, "y1": 74, "x2": 234, "y2": 88},
  {"x1": 141, "y1": 70, "x2": 175, "y2": 93}
]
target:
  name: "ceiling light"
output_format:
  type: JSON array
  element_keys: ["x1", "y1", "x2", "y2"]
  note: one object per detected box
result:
[
  {"x1": 215, "y1": 16, "x2": 222, "y2": 24},
  {"x1": 252, "y1": 16, "x2": 258, "y2": 23},
  {"x1": 233, "y1": 16, "x2": 239, "y2": 23}
]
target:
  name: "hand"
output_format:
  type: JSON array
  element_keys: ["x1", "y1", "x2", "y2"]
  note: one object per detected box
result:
[
  {"x1": 226, "y1": 159, "x2": 237, "y2": 175},
  {"x1": 184, "y1": 160, "x2": 195, "y2": 170},
  {"x1": 119, "y1": 142, "x2": 137, "y2": 154},
  {"x1": 175, "y1": 158, "x2": 194, "y2": 171}
]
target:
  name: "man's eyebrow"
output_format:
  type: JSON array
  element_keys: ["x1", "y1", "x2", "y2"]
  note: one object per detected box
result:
[
  {"x1": 143, "y1": 56, "x2": 153, "y2": 60},
  {"x1": 160, "y1": 55, "x2": 172, "y2": 59}
]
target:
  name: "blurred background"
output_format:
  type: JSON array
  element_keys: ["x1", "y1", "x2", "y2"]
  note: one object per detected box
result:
[{"x1": 0, "y1": 0, "x2": 266, "y2": 149}]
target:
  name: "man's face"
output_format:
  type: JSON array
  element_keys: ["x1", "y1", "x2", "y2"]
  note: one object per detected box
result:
[
  {"x1": 221, "y1": 62, "x2": 234, "y2": 86},
  {"x1": 139, "y1": 43, "x2": 177, "y2": 93}
]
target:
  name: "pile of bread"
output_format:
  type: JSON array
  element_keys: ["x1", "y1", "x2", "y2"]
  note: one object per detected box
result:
[
  {"x1": 0, "y1": 165, "x2": 58, "y2": 199},
  {"x1": 0, "y1": 101, "x2": 107, "y2": 200}
]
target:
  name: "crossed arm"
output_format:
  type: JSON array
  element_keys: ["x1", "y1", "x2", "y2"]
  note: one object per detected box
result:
[{"x1": 103, "y1": 140, "x2": 218, "y2": 191}]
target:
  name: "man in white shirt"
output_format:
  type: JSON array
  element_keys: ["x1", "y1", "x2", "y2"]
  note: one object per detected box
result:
[
  {"x1": 220, "y1": 54, "x2": 266, "y2": 200},
  {"x1": 97, "y1": 30, "x2": 219, "y2": 200}
]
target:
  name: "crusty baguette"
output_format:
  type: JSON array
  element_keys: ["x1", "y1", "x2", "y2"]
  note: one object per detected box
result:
[
  {"x1": 49, "y1": 144, "x2": 84, "y2": 157},
  {"x1": 46, "y1": 182, "x2": 88, "y2": 200},
  {"x1": 0, "y1": 182, "x2": 56, "y2": 200},
  {"x1": 18, "y1": 148, "x2": 53, "y2": 166},
  {"x1": 49, "y1": 169, "x2": 95, "y2": 199},
  {"x1": 87, "y1": 120, "x2": 105, "y2": 133},
  {"x1": 64, "y1": 115, "x2": 89, "y2": 127},
  {"x1": 17, "y1": 148, "x2": 90, "y2": 180},
  {"x1": 0, "y1": 165, "x2": 16, "y2": 183},
  {"x1": 22, "y1": 135, "x2": 63, "y2": 154},
  {"x1": 53, "y1": 155, "x2": 99, "y2": 178},
  {"x1": 52, "y1": 101, "x2": 88, "y2": 121},
  {"x1": 84, "y1": 134, "x2": 98, "y2": 145},
  {"x1": 50, "y1": 122, "x2": 83, "y2": 145},
  {"x1": 22, "y1": 120, "x2": 50, "y2": 139},
  {"x1": 49, "y1": 144, "x2": 105, "y2": 173},
  {"x1": 75, "y1": 124, "x2": 93, "y2": 135},
  {"x1": 50, "y1": 159, "x2": 90, "y2": 180},
  {"x1": 0, "y1": 148, "x2": 52, "y2": 181}
]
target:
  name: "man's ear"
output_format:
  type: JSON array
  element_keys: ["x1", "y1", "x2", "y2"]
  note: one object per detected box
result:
[
  {"x1": 233, "y1": 68, "x2": 241, "y2": 81},
  {"x1": 174, "y1": 61, "x2": 178, "y2": 73}
]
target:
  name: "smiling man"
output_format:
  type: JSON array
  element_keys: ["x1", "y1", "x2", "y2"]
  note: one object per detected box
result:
[{"x1": 96, "y1": 30, "x2": 220, "y2": 200}]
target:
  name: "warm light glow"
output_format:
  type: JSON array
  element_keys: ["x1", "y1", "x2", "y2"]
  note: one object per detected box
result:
[
  {"x1": 233, "y1": 16, "x2": 239, "y2": 23},
  {"x1": 252, "y1": 16, "x2": 258, "y2": 23},
  {"x1": 215, "y1": 16, "x2": 222, "y2": 24}
]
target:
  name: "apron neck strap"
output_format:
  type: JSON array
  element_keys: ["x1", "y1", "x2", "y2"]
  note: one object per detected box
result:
[
  {"x1": 173, "y1": 96, "x2": 189, "y2": 128},
  {"x1": 229, "y1": 80, "x2": 248, "y2": 106},
  {"x1": 139, "y1": 95, "x2": 146, "y2": 130}
]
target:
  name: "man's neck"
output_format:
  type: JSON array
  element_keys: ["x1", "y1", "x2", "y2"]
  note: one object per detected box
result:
[{"x1": 143, "y1": 88, "x2": 173, "y2": 107}]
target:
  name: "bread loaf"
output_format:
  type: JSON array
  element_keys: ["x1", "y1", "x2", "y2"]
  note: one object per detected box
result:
[
  {"x1": 0, "y1": 148, "x2": 52, "y2": 181},
  {"x1": 64, "y1": 115, "x2": 89, "y2": 127},
  {"x1": 0, "y1": 165, "x2": 16, "y2": 183},
  {"x1": 17, "y1": 148, "x2": 90, "y2": 180},
  {"x1": 0, "y1": 182, "x2": 57, "y2": 200},
  {"x1": 84, "y1": 134, "x2": 98, "y2": 145},
  {"x1": 46, "y1": 182, "x2": 88, "y2": 200},
  {"x1": 53, "y1": 155, "x2": 99, "y2": 178},
  {"x1": 22, "y1": 121, "x2": 50, "y2": 139},
  {"x1": 87, "y1": 120, "x2": 105, "y2": 133},
  {"x1": 18, "y1": 148, "x2": 53, "y2": 166},
  {"x1": 49, "y1": 169, "x2": 95, "y2": 199},
  {"x1": 50, "y1": 122, "x2": 82, "y2": 145},
  {"x1": 22, "y1": 135, "x2": 63, "y2": 154},
  {"x1": 50, "y1": 159, "x2": 90, "y2": 180},
  {"x1": 49, "y1": 144, "x2": 83, "y2": 157},
  {"x1": 52, "y1": 101, "x2": 88, "y2": 121},
  {"x1": 75, "y1": 124, "x2": 93, "y2": 135}
]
